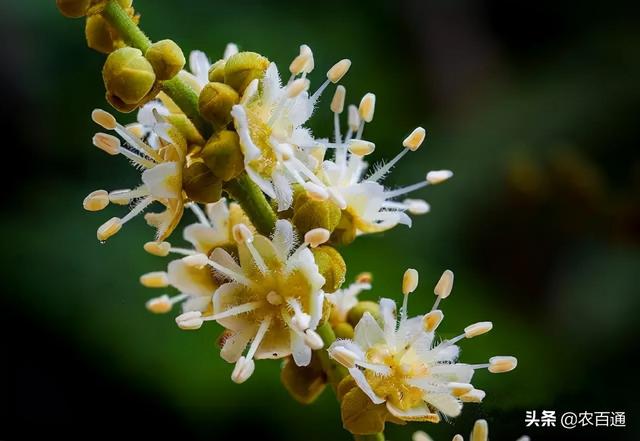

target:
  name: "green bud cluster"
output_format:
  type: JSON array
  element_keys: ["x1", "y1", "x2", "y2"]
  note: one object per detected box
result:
[{"x1": 103, "y1": 47, "x2": 157, "y2": 112}]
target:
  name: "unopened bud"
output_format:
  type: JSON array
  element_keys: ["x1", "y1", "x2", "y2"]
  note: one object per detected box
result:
[
  {"x1": 103, "y1": 47, "x2": 156, "y2": 106},
  {"x1": 347, "y1": 302, "x2": 380, "y2": 328},
  {"x1": 404, "y1": 198, "x2": 430, "y2": 215},
  {"x1": 182, "y1": 161, "x2": 223, "y2": 204},
  {"x1": 56, "y1": 0, "x2": 91, "y2": 18},
  {"x1": 85, "y1": 14, "x2": 119, "y2": 54},
  {"x1": 145, "y1": 39, "x2": 185, "y2": 81},
  {"x1": 198, "y1": 82, "x2": 240, "y2": 128},
  {"x1": 208, "y1": 59, "x2": 226, "y2": 83},
  {"x1": 311, "y1": 246, "x2": 346, "y2": 293},
  {"x1": 224, "y1": 52, "x2": 269, "y2": 93},
  {"x1": 200, "y1": 130, "x2": 244, "y2": 182}
]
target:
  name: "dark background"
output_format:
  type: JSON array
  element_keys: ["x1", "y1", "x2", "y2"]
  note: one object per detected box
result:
[{"x1": 1, "y1": 0, "x2": 638, "y2": 439}]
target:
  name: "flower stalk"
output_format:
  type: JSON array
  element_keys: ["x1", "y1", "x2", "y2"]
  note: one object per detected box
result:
[{"x1": 223, "y1": 173, "x2": 277, "y2": 236}]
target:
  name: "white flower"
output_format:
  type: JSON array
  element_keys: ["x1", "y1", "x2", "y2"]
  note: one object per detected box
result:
[
  {"x1": 174, "y1": 220, "x2": 330, "y2": 383},
  {"x1": 413, "y1": 419, "x2": 531, "y2": 441},
  {"x1": 231, "y1": 45, "x2": 352, "y2": 211},
  {"x1": 179, "y1": 43, "x2": 239, "y2": 92},
  {"x1": 84, "y1": 108, "x2": 187, "y2": 242},
  {"x1": 142, "y1": 198, "x2": 250, "y2": 314},
  {"x1": 328, "y1": 269, "x2": 517, "y2": 422}
]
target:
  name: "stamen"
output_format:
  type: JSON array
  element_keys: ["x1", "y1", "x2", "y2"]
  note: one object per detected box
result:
[
  {"x1": 288, "y1": 298, "x2": 311, "y2": 331},
  {"x1": 426, "y1": 170, "x2": 454, "y2": 184},
  {"x1": 184, "y1": 254, "x2": 254, "y2": 287},
  {"x1": 208, "y1": 301, "x2": 265, "y2": 321},
  {"x1": 144, "y1": 241, "x2": 171, "y2": 256},
  {"x1": 359, "y1": 93, "x2": 376, "y2": 123},
  {"x1": 304, "y1": 182, "x2": 329, "y2": 201},
  {"x1": 366, "y1": 148, "x2": 409, "y2": 182},
  {"x1": 432, "y1": 269, "x2": 454, "y2": 311},
  {"x1": 355, "y1": 360, "x2": 392, "y2": 376},
  {"x1": 404, "y1": 199, "x2": 430, "y2": 215},
  {"x1": 232, "y1": 224, "x2": 254, "y2": 243},
  {"x1": 109, "y1": 188, "x2": 149, "y2": 205},
  {"x1": 452, "y1": 435, "x2": 463, "y2": 441},
  {"x1": 402, "y1": 127, "x2": 426, "y2": 151},
  {"x1": 402, "y1": 268, "x2": 419, "y2": 295},
  {"x1": 423, "y1": 310, "x2": 444, "y2": 332},
  {"x1": 145, "y1": 293, "x2": 188, "y2": 314},
  {"x1": 97, "y1": 217, "x2": 122, "y2": 241},
  {"x1": 356, "y1": 272, "x2": 372, "y2": 284},
  {"x1": 488, "y1": 356, "x2": 517, "y2": 373},
  {"x1": 287, "y1": 78, "x2": 310, "y2": 98},
  {"x1": 119, "y1": 196, "x2": 153, "y2": 225},
  {"x1": 412, "y1": 431, "x2": 432, "y2": 441},
  {"x1": 347, "y1": 104, "x2": 360, "y2": 133},
  {"x1": 175, "y1": 311, "x2": 204, "y2": 330},
  {"x1": 83, "y1": 190, "x2": 109, "y2": 211},
  {"x1": 231, "y1": 356, "x2": 255, "y2": 384},
  {"x1": 140, "y1": 271, "x2": 169, "y2": 288},
  {"x1": 93, "y1": 133, "x2": 120, "y2": 155},
  {"x1": 460, "y1": 388, "x2": 486, "y2": 403},
  {"x1": 471, "y1": 419, "x2": 489, "y2": 441},
  {"x1": 464, "y1": 321, "x2": 493, "y2": 338},
  {"x1": 187, "y1": 202, "x2": 211, "y2": 226},
  {"x1": 448, "y1": 382, "x2": 474, "y2": 397},
  {"x1": 91, "y1": 109, "x2": 117, "y2": 130},
  {"x1": 303, "y1": 329, "x2": 324, "y2": 350},
  {"x1": 347, "y1": 139, "x2": 375, "y2": 157},
  {"x1": 329, "y1": 346, "x2": 358, "y2": 368},
  {"x1": 304, "y1": 228, "x2": 330, "y2": 248},
  {"x1": 331, "y1": 85, "x2": 346, "y2": 114},
  {"x1": 327, "y1": 59, "x2": 351, "y2": 84},
  {"x1": 245, "y1": 315, "x2": 273, "y2": 360}
]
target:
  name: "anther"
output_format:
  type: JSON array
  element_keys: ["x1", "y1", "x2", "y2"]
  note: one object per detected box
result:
[
  {"x1": 488, "y1": 356, "x2": 518, "y2": 373},
  {"x1": 402, "y1": 268, "x2": 419, "y2": 295},
  {"x1": 347, "y1": 139, "x2": 375, "y2": 156},
  {"x1": 331, "y1": 85, "x2": 346, "y2": 114},
  {"x1": 402, "y1": 127, "x2": 426, "y2": 151},
  {"x1": 304, "y1": 228, "x2": 330, "y2": 248},
  {"x1": 92, "y1": 132, "x2": 120, "y2": 155},
  {"x1": 145, "y1": 295, "x2": 173, "y2": 314},
  {"x1": 175, "y1": 311, "x2": 204, "y2": 330},
  {"x1": 287, "y1": 78, "x2": 310, "y2": 98},
  {"x1": 91, "y1": 108, "x2": 117, "y2": 130},
  {"x1": 359, "y1": 93, "x2": 376, "y2": 123},
  {"x1": 140, "y1": 271, "x2": 169, "y2": 288},
  {"x1": 303, "y1": 329, "x2": 324, "y2": 350},
  {"x1": 144, "y1": 241, "x2": 171, "y2": 256},
  {"x1": 327, "y1": 59, "x2": 351, "y2": 83},
  {"x1": 460, "y1": 389, "x2": 486, "y2": 403},
  {"x1": 426, "y1": 170, "x2": 454, "y2": 185},
  {"x1": 304, "y1": 182, "x2": 330, "y2": 201},
  {"x1": 232, "y1": 224, "x2": 254, "y2": 244},
  {"x1": 423, "y1": 310, "x2": 444, "y2": 332},
  {"x1": 97, "y1": 217, "x2": 122, "y2": 241},
  {"x1": 348, "y1": 105, "x2": 360, "y2": 132},
  {"x1": 83, "y1": 190, "x2": 109, "y2": 211},
  {"x1": 231, "y1": 356, "x2": 255, "y2": 384},
  {"x1": 404, "y1": 198, "x2": 430, "y2": 215},
  {"x1": 464, "y1": 321, "x2": 493, "y2": 338}
]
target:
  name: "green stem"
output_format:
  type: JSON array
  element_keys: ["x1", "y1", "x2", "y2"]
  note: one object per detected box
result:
[
  {"x1": 101, "y1": 0, "x2": 211, "y2": 136},
  {"x1": 224, "y1": 173, "x2": 277, "y2": 236},
  {"x1": 315, "y1": 322, "x2": 348, "y2": 392}
]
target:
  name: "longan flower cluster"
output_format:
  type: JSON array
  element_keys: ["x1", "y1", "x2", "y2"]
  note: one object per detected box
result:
[{"x1": 59, "y1": 1, "x2": 519, "y2": 439}]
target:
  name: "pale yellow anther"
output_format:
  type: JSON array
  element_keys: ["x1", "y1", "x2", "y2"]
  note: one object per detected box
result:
[
  {"x1": 143, "y1": 241, "x2": 171, "y2": 256},
  {"x1": 327, "y1": 59, "x2": 351, "y2": 83},
  {"x1": 402, "y1": 268, "x2": 419, "y2": 295},
  {"x1": 331, "y1": 85, "x2": 346, "y2": 114},
  {"x1": 348, "y1": 104, "x2": 360, "y2": 131},
  {"x1": 404, "y1": 198, "x2": 430, "y2": 215},
  {"x1": 452, "y1": 435, "x2": 463, "y2": 441},
  {"x1": 97, "y1": 217, "x2": 122, "y2": 241},
  {"x1": 403, "y1": 127, "x2": 426, "y2": 151},
  {"x1": 449, "y1": 382, "x2": 474, "y2": 397},
  {"x1": 303, "y1": 329, "x2": 324, "y2": 350},
  {"x1": 287, "y1": 78, "x2": 310, "y2": 98},
  {"x1": 423, "y1": 310, "x2": 444, "y2": 332},
  {"x1": 329, "y1": 346, "x2": 358, "y2": 369},
  {"x1": 304, "y1": 182, "x2": 329, "y2": 201},
  {"x1": 304, "y1": 228, "x2": 330, "y2": 248},
  {"x1": 434, "y1": 269, "x2": 454, "y2": 298},
  {"x1": 83, "y1": 190, "x2": 109, "y2": 211},
  {"x1": 231, "y1": 356, "x2": 255, "y2": 384},
  {"x1": 266, "y1": 291, "x2": 283, "y2": 306},
  {"x1": 347, "y1": 139, "x2": 375, "y2": 156},
  {"x1": 91, "y1": 108, "x2": 117, "y2": 130},
  {"x1": 175, "y1": 311, "x2": 203, "y2": 330},
  {"x1": 412, "y1": 431, "x2": 433, "y2": 441},
  {"x1": 488, "y1": 356, "x2": 518, "y2": 373},
  {"x1": 464, "y1": 321, "x2": 493, "y2": 338},
  {"x1": 460, "y1": 389, "x2": 485, "y2": 403},
  {"x1": 93, "y1": 132, "x2": 120, "y2": 155},
  {"x1": 470, "y1": 419, "x2": 488, "y2": 441},
  {"x1": 359, "y1": 93, "x2": 376, "y2": 123},
  {"x1": 289, "y1": 46, "x2": 313, "y2": 75},
  {"x1": 140, "y1": 271, "x2": 169, "y2": 288},
  {"x1": 232, "y1": 223, "x2": 254, "y2": 244},
  {"x1": 356, "y1": 272, "x2": 372, "y2": 284},
  {"x1": 182, "y1": 253, "x2": 210, "y2": 267},
  {"x1": 145, "y1": 295, "x2": 173, "y2": 314},
  {"x1": 426, "y1": 170, "x2": 454, "y2": 185}
]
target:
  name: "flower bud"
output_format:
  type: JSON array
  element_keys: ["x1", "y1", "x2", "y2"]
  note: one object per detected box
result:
[
  {"x1": 182, "y1": 161, "x2": 223, "y2": 204},
  {"x1": 199, "y1": 130, "x2": 244, "y2": 181},
  {"x1": 347, "y1": 301, "x2": 380, "y2": 328},
  {"x1": 331, "y1": 211, "x2": 357, "y2": 246},
  {"x1": 56, "y1": 0, "x2": 91, "y2": 18},
  {"x1": 208, "y1": 59, "x2": 226, "y2": 82},
  {"x1": 103, "y1": 47, "x2": 156, "y2": 106},
  {"x1": 145, "y1": 39, "x2": 185, "y2": 81},
  {"x1": 105, "y1": 92, "x2": 139, "y2": 113},
  {"x1": 224, "y1": 52, "x2": 269, "y2": 94},
  {"x1": 292, "y1": 190, "x2": 342, "y2": 237},
  {"x1": 333, "y1": 322, "x2": 354, "y2": 339},
  {"x1": 311, "y1": 245, "x2": 346, "y2": 293},
  {"x1": 85, "y1": 14, "x2": 120, "y2": 54},
  {"x1": 198, "y1": 82, "x2": 239, "y2": 128}
]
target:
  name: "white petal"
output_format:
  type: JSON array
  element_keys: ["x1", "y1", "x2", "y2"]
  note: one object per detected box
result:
[
  {"x1": 353, "y1": 312, "x2": 385, "y2": 351},
  {"x1": 212, "y1": 282, "x2": 250, "y2": 331},
  {"x1": 290, "y1": 330, "x2": 312, "y2": 366},
  {"x1": 271, "y1": 219, "x2": 296, "y2": 259},
  {"x1": 423, "y1": 393, "x2": 462, "y2": 417},
  {"x1": 379, "y1": 298, "x2": 397, "y2": 343},
  {"x1": 272, "y1": 171, "x2": 293, "y2": 211},
  {"x1": 205, "y1": 198, "x2": 230, "y2": 229},
  {"x1": 220, "y1": 327, "x2": 254, "y2": 363},
  {"x1": 167, "y1": 259, "x2": 216, "y2": 297},
  {"x1": 141, "y1": 162, "x2": 181, "y2": 199},
  {"x1": 386, "y1": 402, "x2": 437, "y2": 420},
  {"x1": 349, "y1": 367, "x2": 385, "y2": 404}
]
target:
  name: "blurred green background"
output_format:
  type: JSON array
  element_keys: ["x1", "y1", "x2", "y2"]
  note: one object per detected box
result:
[{"x1": 1, "y1": 1, "x2": 638, "y2": 440}]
